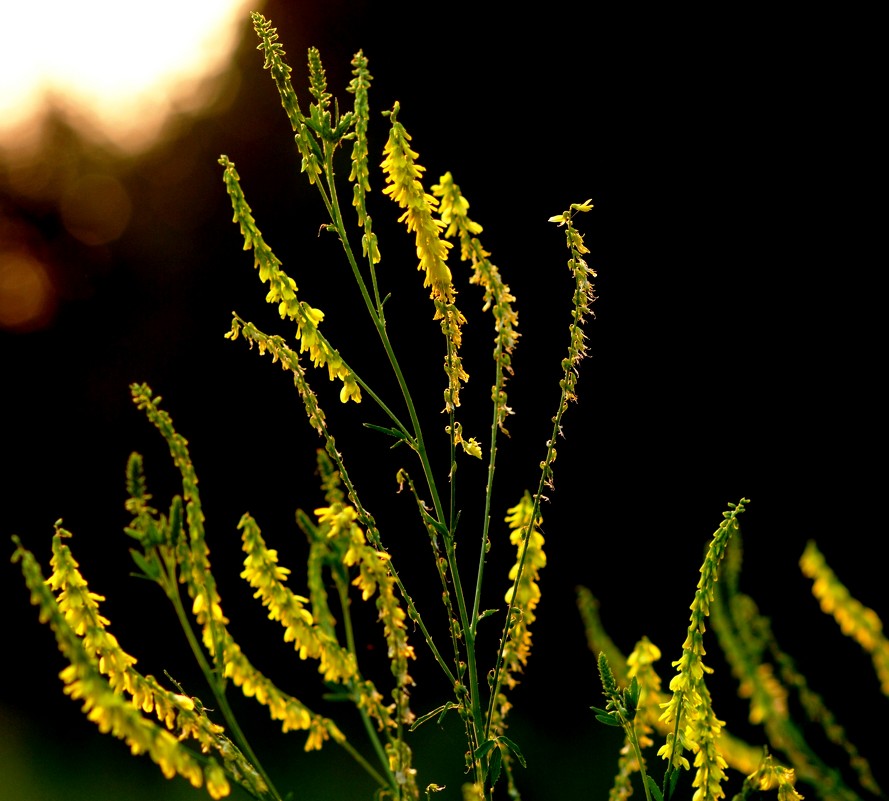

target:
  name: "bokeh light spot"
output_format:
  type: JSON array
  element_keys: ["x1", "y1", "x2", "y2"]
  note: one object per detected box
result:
[
  {"x1": 60, "y1": 174, "x2": 132, "y2": 245},
  {"x1": 0, "y1": 250, "x2": 57, "y2": 332}
]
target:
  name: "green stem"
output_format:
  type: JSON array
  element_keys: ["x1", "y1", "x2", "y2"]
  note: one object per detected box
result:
[
  {"x1": 483, "y1": 442, "x2": 551, "y2": 741},
  {"x1": 625, "y1": 724, "x2": 654, "y2": 801},
  {"x1": 160, "y1": 549, "x2": 283, "y2": 801},
  {"x1": 662, "y1": 697, "x2": 684, "y2": 797},
  {"x1": 333, "y1": 565, "x2": 398, "y2": 793},
  {"x1": 317, "y1": 147, "x2": 461, "y2": 689},
  {"x1": 335, "y1": 738, "x2": 392, "y2": 790},
  {"x1": 319, "y1": 146, "x2": 446, "y2": 523},
  {"x1": 484, "y1": 235, "x2": 589, "y2": 740},
  {"x1": 320, "y1": 130, "x2": 487, "y2": 785},
  {"x1": 471, "y1": 365, "x2": 504, "y2": 635}
]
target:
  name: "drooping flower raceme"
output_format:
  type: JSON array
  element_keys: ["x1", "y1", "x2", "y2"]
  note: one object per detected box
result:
[
  {"x1": 220, "y1": 155, "x2": 362, "y2": 405},
  {"x1": 381, "y1": 102, "x2": 469, "y2": 414}
]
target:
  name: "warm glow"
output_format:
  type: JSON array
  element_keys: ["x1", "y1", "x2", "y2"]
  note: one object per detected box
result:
[
  {"x1": 0, "y1": 250, "x2": 57, "y2": 332},
  {"x1": 0, "y1": 0, "x2": 257, "y2": 154}
]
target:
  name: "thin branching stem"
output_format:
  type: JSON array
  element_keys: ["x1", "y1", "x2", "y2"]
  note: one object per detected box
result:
[
  {"x1": 332, "y1": 567, "x2": 398, "y2": 791},
  {"x1": 161, "y1": 550, "x2": 284, "y2": 801}
]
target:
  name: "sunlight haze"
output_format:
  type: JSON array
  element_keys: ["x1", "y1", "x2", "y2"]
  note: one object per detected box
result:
[{"x1": 0, "y1": 0, "x2": 256, "y2": 153}]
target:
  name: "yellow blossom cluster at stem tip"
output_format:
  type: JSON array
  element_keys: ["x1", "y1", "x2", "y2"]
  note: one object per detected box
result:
[
  {"x1": 380, "y1": 103, "x2": 470, "y2": 412},
  {"x1": 380, "y1": 103, "x2": 454, "y2": 304},
  {"x1": 800, "y1": 539, "x2": 889, "y2": 696},
  {"x1": 314, "y1": 501, "x2": 416, "y2": 718},
  {"x1": 604, "y1": 637, "x2": 665, "y2": 796},
  {"x1": 658, "y1": 500, "x2": 748, "y2": 801},
  {"x1": 432, "y1": 171, "x2": 520, "y2": 433},
  {"x1": 219, "y1": 155, "x2": 361, "y2": 404},
  {"x1": 501, "y1": 493, "x2": 546, "y2": 689},
  {"x1": 131, "y1": 384, "x2": 345, "y2": 753},
  {"x1": 239, "y1": 512, "x2": 358, "y2": 683},
  {"x1": 13, "y1": 531, "x2": 233, "y2": 798}
]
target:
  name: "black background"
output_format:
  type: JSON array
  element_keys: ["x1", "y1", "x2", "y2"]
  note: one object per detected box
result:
[{"x1": 2, "y1": 2, "x2": 884, "y2": 798}]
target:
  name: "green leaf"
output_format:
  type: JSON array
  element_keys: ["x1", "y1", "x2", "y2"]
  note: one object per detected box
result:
[
  {"x1": 665, "y1": 766, "x2": 682, "y2": 800},
  {"x1": 362, "y1": 423, "x2": 409, "y2": 444},
  {"x1": 473, "y1": 739, "x2": 497, "y2": 762},
  {"x1": 594, "y1": 713, "x2": 621, "y2": 727},
  {"x1": 623, "y1": 676, "x2": 639, "y2": 721},
  {"x1": 129, "y1": 548, "x2": 160, "y2": 581},
  {"x1": 410, "y1": 703, "x2": 458, "y2": 731},
  {"x1": 626, "y1": 675, "x2": 640, "y2": 708},
  {"x1": 645, "y1": 776, "x2": 664, "y2": 801},
  {"x1": 489, "y1": 745, "x2": 502, "y2": 787},
  {"x1": 497, "y1": 736, "x2": 526, "y2": 769}
]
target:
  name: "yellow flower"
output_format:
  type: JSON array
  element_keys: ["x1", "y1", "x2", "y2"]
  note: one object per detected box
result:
[
  {"x1": 445, "y1": 422, "x2": 483, "y2": 459},
  {"x1": 339, "y1": 375, "x2": 362, "y2": 404},
  {"x1": 204, "y1": 761, "x2": 231, "y2": 799},
  {"x1": 382, "y1": 103, "x2": 471, "y2": 412}
]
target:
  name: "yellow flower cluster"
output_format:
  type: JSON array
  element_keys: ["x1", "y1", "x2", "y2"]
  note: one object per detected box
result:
[
  {"x1": 626, "y1": 637, "x2": 663, "y2": 749},
  {"x1": 380, "y1": 103, "x2": 454, "y2": 304},
  {"x1": 659, "y1": 501, "x2": 748, "y2": 800},
  {"x1": 577, "y1": 587, "x2": 766, "y2": 778},
  {"x1": 13, "y1": 532, "x2": 233, "y2": 798},
  {"x1": 239, "y1": 513, "x2": 357, "y2": 683},
  {"x1": 218, "y1": 634, "x2": 343, "y2": 750},
  {"x1": 605, "y1": 638, "x2": 665, "y2": 797},
  {"x1": 250, "y1": 13, "x2": 322, "y2": 185},
  {"x1": 800, "y1": 540, "x2": 889, "y2": 695},
  {"x1": 501, "y1": 493, "x2": 546, "y2": 689},
  {"x1": 548, "y1": 201, "x2": 596, "y2": 412},
  {"x1": 130, "y1": 384, "x2": 230, "y2": 664},
  {"x1": 131, "y1": 384, "x2": 344, "y2": 754},
  {"x1": 220, "y1": 156, "x2": 361, "y2": 404},
  {"x1": 314, "y1": 501, "x2": 416, "y2": 723},
  {"x1": 743, "y1": 753, "x2": 804, "y2": 801},
  {"x1": 380, "y1": 104, "x2": 469, "y2": 412},
  {"x1": 346, "y1": 50, "x2": 380, "y2": 266},
  {"x1": 433, "y1": 172, "x2": 519, "y2": 432}
]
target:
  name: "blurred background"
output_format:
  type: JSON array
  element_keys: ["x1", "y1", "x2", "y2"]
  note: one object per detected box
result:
[{"x1": 1, "y1": 1, "x2": 884, "y2": 799}]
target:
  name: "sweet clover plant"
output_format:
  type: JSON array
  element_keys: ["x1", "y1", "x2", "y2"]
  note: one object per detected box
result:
[{"x1": 13, "y1": 12, "x2": 888, "y2": 801}]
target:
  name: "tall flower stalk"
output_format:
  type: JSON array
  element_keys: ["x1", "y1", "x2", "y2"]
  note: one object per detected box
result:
[{"x1": 12, "y1": 11, "x2": 884, "y2": 801}]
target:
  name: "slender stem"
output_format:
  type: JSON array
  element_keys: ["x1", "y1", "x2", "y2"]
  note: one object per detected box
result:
[
  {"x1": 440, "y1": 343, "x2": 486, "y2": 746},
  {"x1": 319, "y1": 147, "x2": 462, "y2": 687},
  {"x1": 322, "y1": 146, "x2": 447, "y2": 528},
  {"x1": 471, "y1": 366, "x2": 504, "y2": 635},
  {"x1": 160, "y1": 549, "x2": 283, "y2": 801},
  {"x1": 335, "y1": 738, "x2": 391, "y2": 790},
  {"x1": 625, "y1": 725, "x2": 654, "y2": 801},
  {"x1": 483, "y1": 432, "x2": 552, "y2": 741},
  {"x1": 662, "y1": 697, "x2": 684, "y2": 796},
  {"x1": 333, "y1": 565, "x2": 398, "y2": 792},
  {"x1": 318, "y1": 126, "x2": 488, "y2": 785},
  {"x1": 483, "y1": 241, "x2": 589, "y2": 739}
]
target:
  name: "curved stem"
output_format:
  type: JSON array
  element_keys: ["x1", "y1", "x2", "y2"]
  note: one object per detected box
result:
[{"x1": 161, "y1": 549, "x2": 283, "y2": 801}]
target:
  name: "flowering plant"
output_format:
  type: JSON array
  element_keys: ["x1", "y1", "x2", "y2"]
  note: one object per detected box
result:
[{"x1": 13, "y1": 12, "x2": 887, "y2": 801}]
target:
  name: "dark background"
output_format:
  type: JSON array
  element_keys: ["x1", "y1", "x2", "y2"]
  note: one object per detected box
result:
[{"x1": 2, "y1": 2, "x2": 884, "y2": 799}]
